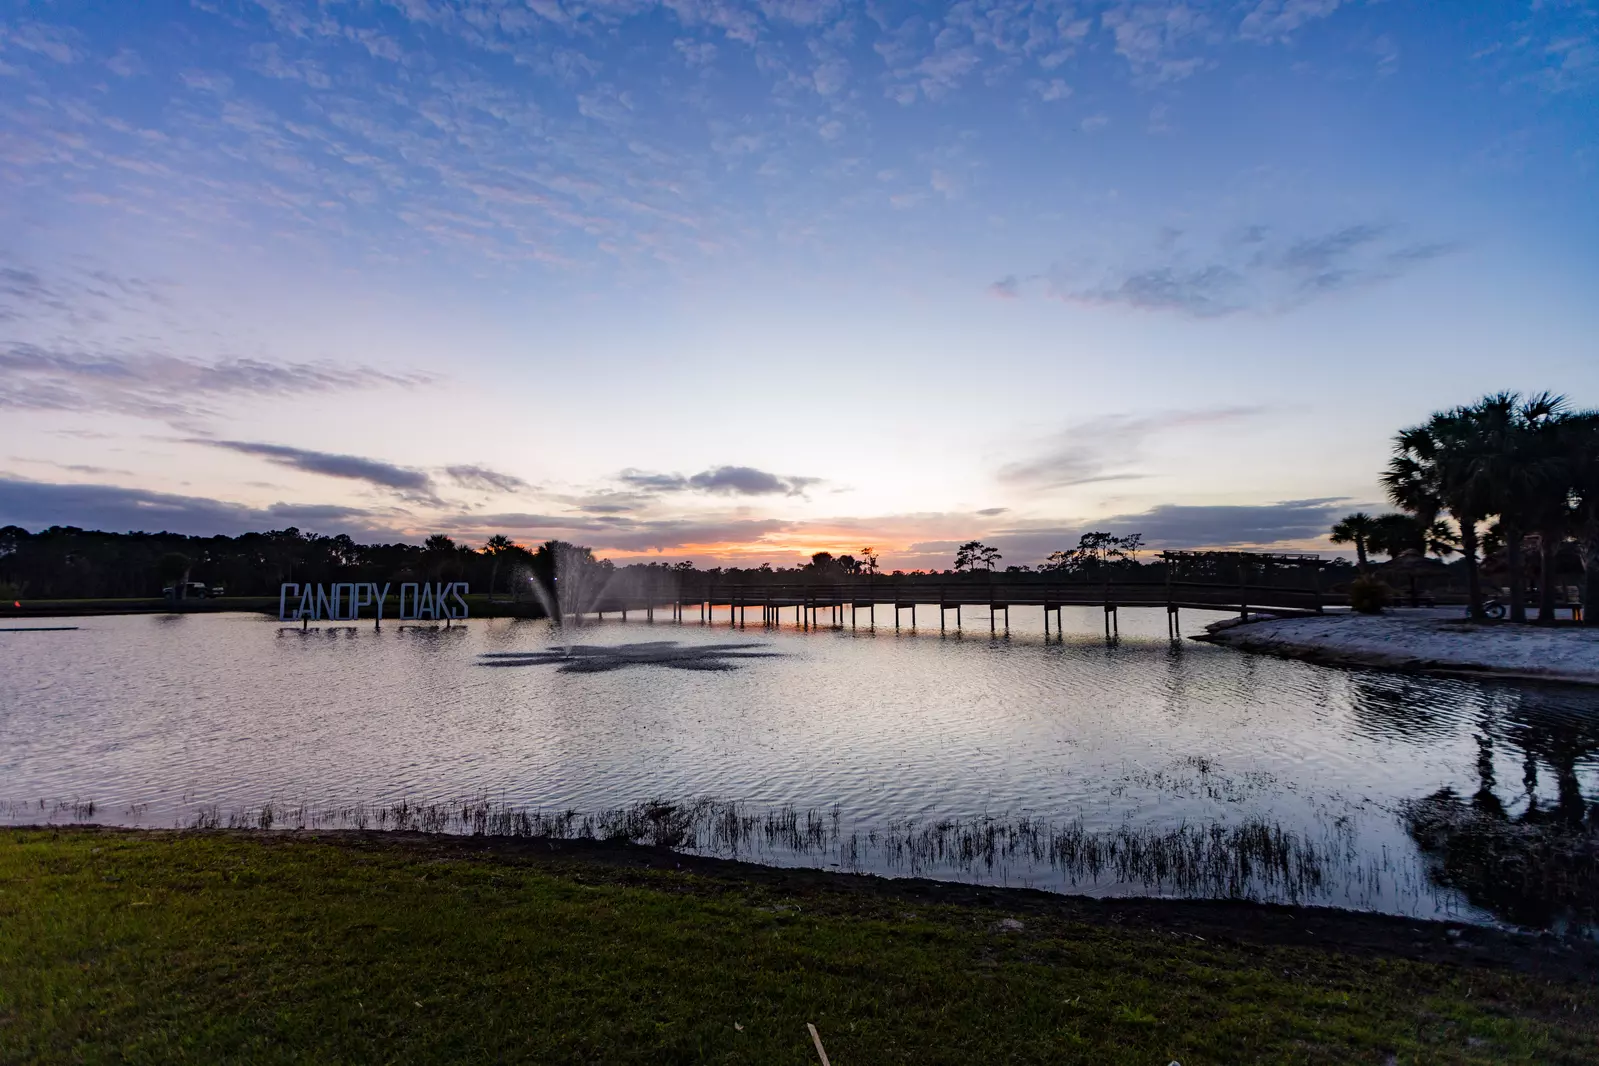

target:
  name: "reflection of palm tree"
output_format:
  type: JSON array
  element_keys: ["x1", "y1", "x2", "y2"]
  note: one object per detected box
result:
[
  {"x1": 1329, "y1": 513, "x2": 1378, "y2": 571},
  {"x1": 1403, "y1": 685, "x2": 1599, "y2": 930}
]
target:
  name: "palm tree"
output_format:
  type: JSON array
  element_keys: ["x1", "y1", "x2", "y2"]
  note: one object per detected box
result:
[
  {"x1": 1384, "y1": 412, "x2": 1492, "y2": 620},
  {"x1": 1369, "y1": 512, "x2": 1426, "y2": 561},
  {"x1": 1521, "y1": 407, "x2": 1583, "y2": 623},
  {"x1": 483, "y1": 534, "x2": 513, "y2": 599},
  {"x1": 1329, "y1": 512, "x2": 1379, "y2": 571},
  {"x1": 1557, "y1": 411, "x2": 1599, "y2": 627},
  {"x1": 1463, "y1": 393, "x2": 1569, "y2": 622},
  {"x1": 1423, "y1": 520, "x2": 1459, "y2": 559}
]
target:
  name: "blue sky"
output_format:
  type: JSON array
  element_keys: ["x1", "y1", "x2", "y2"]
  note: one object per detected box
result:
[{"x1": 2, "y1": 0, "x2": 1596, "y2": 567}]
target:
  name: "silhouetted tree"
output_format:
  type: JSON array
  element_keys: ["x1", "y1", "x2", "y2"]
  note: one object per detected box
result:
[
  {"x1": 483, "y1": 534, "x2": 513, "y2": 598},
  {"x1": 1041, "y1": 532, "x2": 1140, "y2": 574},
  {"x1": 1386, "y1": 412, "x2": 1493, "y2": 619},
  {"x1": 953, "y1": 540, "x2": 1000, "y2": 572},
  {"x1": 1329, "y1": 513, "x2": 1380, "y2": 571}
]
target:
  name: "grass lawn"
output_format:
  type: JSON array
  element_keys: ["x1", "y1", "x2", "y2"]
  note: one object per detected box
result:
[{"x1": 1, "y1": 829, "x2": 1594, "y2": 1064}]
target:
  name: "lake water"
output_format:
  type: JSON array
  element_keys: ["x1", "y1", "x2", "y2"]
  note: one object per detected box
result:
[{"x1": 4, "y1": 608, "x2": 1596, "y2": 933}]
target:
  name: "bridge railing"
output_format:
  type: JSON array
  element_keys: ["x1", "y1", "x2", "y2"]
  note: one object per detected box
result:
[{"x1": 659, "y1": 576, "x2": 1330, "y2": 614}]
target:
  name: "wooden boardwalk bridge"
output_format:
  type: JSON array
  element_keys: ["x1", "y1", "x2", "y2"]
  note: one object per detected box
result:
[{"x1": 569, "y1": 551, "x2": 1335, "y2": 637}]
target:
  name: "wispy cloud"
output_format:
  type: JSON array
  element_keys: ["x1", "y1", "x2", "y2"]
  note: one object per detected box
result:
[
  {"x1": 0, "y1": 342, "x2": 426, "y2": 424},
  {"x1": 617, "y1": 465, "x2": 821, "y2": 497},
  {"x1": 456, "y1": 511, "x2": 791, "y2": 554},
  {"x1": 997, "y1": 497, "x2": 1352, "y2": 549},
  {"x1": 444, "y1": 464, "x2": 530, "y2": 493},
  {"x1": 998, "y1": 223, "x2": 1460, "y2": 317},
  {"x1": 0, "y1": 476, "x2": 399, "y2": 538},
  {"x1": 186, "y1": 440, "x2": 441, "y2": 503},
  {"x1": 1238, "y1": 0, "x2": 1348, "y2": 45},
  {"x1": 997, "y1": 407, "x2": 1265, "y2": 489}
]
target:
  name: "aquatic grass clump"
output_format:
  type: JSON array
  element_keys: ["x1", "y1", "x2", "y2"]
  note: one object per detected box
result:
[
  {"x1": 176, "y1": 794, "x2": 1346, "y2": 906},
  {"x1": 868, "y1": 813, "x2": 1333, "y2": 901},
  {"x1": 0, "y1": 798, "x2": 97, "y2": 821}
]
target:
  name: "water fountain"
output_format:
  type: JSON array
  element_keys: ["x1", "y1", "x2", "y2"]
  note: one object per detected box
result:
[{"x1": 521, "y1": 541, "x2": 631, "y2": 632}]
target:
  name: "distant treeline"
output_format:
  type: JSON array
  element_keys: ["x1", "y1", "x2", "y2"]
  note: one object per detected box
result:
[
  {"x1": 0, "y1": 527, "x2": 566, "y2": 601},
  {"x1": 0, "y1": 525, "x2": 1365, "y2": 603}
]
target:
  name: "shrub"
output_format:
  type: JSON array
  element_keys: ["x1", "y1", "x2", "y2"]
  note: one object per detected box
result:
[{"x1": 1348, "y1": 575, "x2": 1391, "y2": 614}]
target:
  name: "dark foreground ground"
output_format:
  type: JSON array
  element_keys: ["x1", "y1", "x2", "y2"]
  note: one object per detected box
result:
[{"x1": 3, "y1": 829, "x2": 1596, "y2": 1064}]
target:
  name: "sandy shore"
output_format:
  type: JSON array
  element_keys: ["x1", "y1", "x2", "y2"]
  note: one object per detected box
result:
[{"x1": 1198, "y1": 608, "x2": 1599, "y2": 685}]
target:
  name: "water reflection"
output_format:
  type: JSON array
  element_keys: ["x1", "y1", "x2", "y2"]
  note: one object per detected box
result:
[
  {"x1": 1400, "y1": 682, "x2": 1599, "y2": 931},
  {"x1": 480, "y1": 641, "x2": 781, "y2": 673},
  {"x1": 5, "y1": 611, "x2": 1599, "y2": 931}
]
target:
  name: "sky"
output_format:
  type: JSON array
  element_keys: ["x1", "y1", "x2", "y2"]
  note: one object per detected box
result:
[{"x1": 2, "y1": 0, "x2": 1597, "y2": 569}]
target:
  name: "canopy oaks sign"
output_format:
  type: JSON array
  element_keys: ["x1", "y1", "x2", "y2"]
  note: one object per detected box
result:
[{"x1": 278, "y1": 582, "x2": 470, "y2": 622}]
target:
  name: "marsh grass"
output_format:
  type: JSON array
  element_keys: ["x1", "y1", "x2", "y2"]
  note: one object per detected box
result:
[{"x1": 182, "y1": 795, "x2": 1353, "y2": 904}]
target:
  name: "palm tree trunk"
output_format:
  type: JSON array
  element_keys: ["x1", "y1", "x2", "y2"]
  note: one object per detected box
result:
[
  {"x1": 1537, "y1": 534, "x2": 1557, "y2": 624},
  {"x1": 1355, "y1": 538, "x2": 1368, "y2": 572},
  {"x1": 1505, "y1": 525, "x2": 1526, "y2": 623},
  {"x1": 1462, "y1": 518, "x2": 1484, "y2": 621},
  {"x1": 1582, "y1": 522, "x2": 1599, "y2": 628}
]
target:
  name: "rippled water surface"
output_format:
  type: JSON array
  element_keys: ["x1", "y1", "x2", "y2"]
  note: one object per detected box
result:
[{"x1": 4, "y1": 608, "x2": 1597, "y2": 930}]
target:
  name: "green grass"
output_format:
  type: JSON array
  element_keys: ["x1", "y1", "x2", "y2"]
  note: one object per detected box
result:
[{"x1": 1, "y1": 830, "x2": 1593, "y2": 1064}]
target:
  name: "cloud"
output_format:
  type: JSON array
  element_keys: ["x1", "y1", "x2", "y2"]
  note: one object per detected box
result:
[
  {"x1": 971, "y1": 497, "x2": 1354, "y2": 564},
  {"x1": 987, "y1": 275, "x2": 1021, "y2": 299},
  {"x1": 1238, "y1": 0, "x2": 1346, "y2": 44},
  {"x1": 1059, "y1": 497, "x2": 1352, "y2": 547},
  {"x1": 0, "y1": 20, "x2": 82, "y2": 64},
  {"x1": 444, "y1": 464, "x2": 530, "y2": 493},
  {"x1": 1019, "y1": 223, "x2": 1459, "y2": 318},
  {"x1": 456, "y1": 511, "x2": 791, "y2": 553},
  {"x1": 1100, "y1": 2, "x2": 1210, "y2": 84},
  {"x1": 0, "y1": 342, "x2": 426, "y2": 424},
  {"x1": 1078, "y1": 265, "x2": 1241, "y2": 316},
  {"x1": 564, "y1": 491, "x2": 658, "y2": 515},
  {"x1": 186, "y1": 440, "x2": 440, "y2": 502},
  {"x1": 617, "y1": 465, "x2": 821, "y2": 496},
  {"x1": 997, "y1": 407, "x2": 1265, "y2": 489},
  {"x1": 0, "y1": 476, "x2": 396, "y2": 538},
  {"x1": 0, "y1": 0, "x2": 1413, "y2": 281}
]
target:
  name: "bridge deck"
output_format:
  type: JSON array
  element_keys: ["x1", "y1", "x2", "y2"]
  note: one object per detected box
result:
[{"x1": 572, "y1": 580, "x2": 1332, "y2": 624}]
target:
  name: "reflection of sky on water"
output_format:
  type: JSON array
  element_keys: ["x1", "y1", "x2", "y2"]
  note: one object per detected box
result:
[
  {"x1": 480, "y1": 642, "x2": 782, "y2": 673},
  {"x1": 2, "y1": 607, "x2": 1595, "y2": 930}
]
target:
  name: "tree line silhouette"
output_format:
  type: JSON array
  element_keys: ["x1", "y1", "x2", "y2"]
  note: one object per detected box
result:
[
  {"x1": 1327, "y1": 392, "x2": 1599, "y2": 624},
  {"x1": 0, "y1": 527, "x2": 610, "y2": 603}
]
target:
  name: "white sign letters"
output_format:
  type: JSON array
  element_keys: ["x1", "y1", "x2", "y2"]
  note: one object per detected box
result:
[{"x1": 278, "y1": 582, "x2": 469, "y2": 621}]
